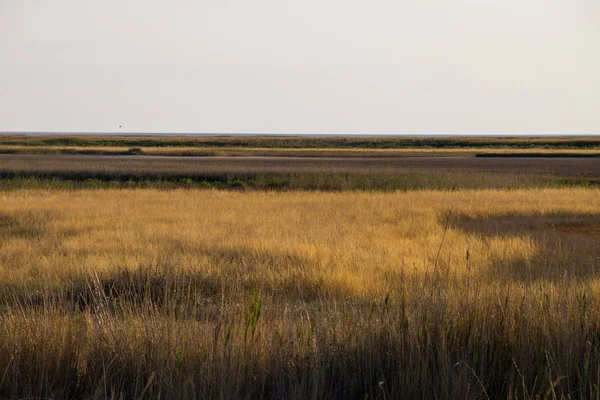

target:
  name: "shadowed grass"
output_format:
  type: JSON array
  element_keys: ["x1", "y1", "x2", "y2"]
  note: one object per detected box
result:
[{"x1": 450, "y1": 211, "x2": 600, "y2": 282}]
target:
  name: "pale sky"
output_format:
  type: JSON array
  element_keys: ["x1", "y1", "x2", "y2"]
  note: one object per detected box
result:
[{"x1": 1, "y1": 0, "x2": 599, "y2": 134}]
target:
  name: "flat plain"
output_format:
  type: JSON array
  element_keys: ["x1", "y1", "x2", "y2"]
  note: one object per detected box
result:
[{"x1": 1, "y1": 135, "x2": 600, "y2": 399}]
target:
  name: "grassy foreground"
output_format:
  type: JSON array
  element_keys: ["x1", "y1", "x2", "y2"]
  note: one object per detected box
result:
[{"x1": 0, "y1": 188, "x2": 600, "y2": 398}]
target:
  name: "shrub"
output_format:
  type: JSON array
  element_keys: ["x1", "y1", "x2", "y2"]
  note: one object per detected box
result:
[{"x1": 127, "y1": 147, "x2": 143, "y2": 155}]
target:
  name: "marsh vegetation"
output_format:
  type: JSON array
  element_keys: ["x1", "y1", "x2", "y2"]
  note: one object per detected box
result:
[
  {"x1": 0, "y1": 154, "x2": 599, "y2": 191},
  {"x1": 1, "y1": 135, "x2": 600, "y2": 158},
  {"x1": 0, "y1": 188, "x2": 600, "y2": 398},
  {"x1": 2, "y1": 134, "x2": 600, "y2": 149}
]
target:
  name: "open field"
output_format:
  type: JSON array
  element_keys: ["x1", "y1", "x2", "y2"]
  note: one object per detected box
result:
[
  {"x1": 0, "y1": 154, "x2": 599, "y2": 190},
  {"x1": 0, "y1": 188, "x2": 600, "y2": 398},
  {"x1": 1, "y1": 143, "x2": 600, "y2": 398}
]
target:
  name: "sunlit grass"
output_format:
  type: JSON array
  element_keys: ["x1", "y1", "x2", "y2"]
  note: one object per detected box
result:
[{"x1": 0, "y1": 188, "x2": 599, "y2": 398}]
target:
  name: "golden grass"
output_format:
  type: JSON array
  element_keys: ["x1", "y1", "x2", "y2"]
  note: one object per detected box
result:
[
  {"x1": 1, "y1": 188, "x2": 600, "y2": 398},
  {"x1": 2, "y1": 188, "x2": 598, "y2": 290}
]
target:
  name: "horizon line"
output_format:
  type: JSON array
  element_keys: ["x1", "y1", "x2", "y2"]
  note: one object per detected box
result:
[{"x1": 1, "y1": 131, "x2": 599, "y2": 138}]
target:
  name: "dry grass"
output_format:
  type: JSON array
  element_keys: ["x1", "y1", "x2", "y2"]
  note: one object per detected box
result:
[{"x1": 0, "y1": 188, "x2": 600, "y2": 398}]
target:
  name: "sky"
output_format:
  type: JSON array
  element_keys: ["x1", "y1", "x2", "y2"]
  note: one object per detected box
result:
[{"x1": 1, "y1": 0, "x2": 599, "y2": 135}]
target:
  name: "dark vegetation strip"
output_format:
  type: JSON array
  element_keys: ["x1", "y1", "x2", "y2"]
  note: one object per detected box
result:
[
  {"x1": 476, "y1": 153, "x2": 600, "y2": 158},
  {"x1": 0, "y1": 147, "x2": 154, "y2": 156},
  {"x1": 5, "y1": 147, "x2": 600, "y2": 159},
  {"x1": 0, "y1": 172, "x2": 597, "y2": 191},
  {"x1": 3, "y1": 135, "x2": 600, "y2": 149}
]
